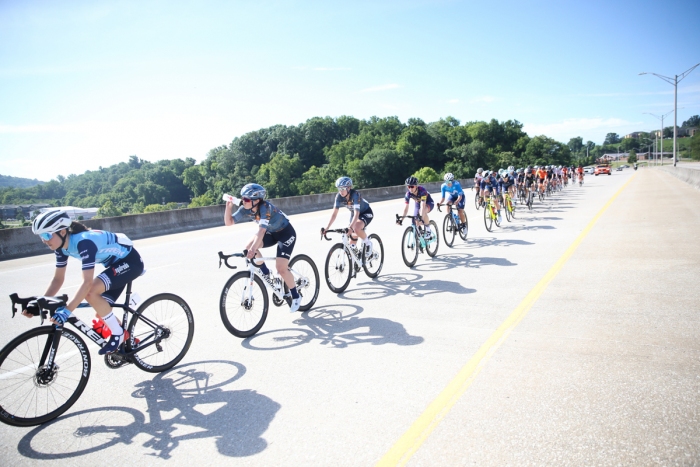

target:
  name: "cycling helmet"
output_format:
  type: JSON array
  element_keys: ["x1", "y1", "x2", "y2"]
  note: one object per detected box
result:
[
  {"x1": 527, "y1": 165, "x2": 532, "y2": 170},
  {"x1": 558, "y1": 165, "x2": 562, "y2": 169},
  {"x1": 508, "y1": 166, "x2": 515, "y2": 174},
  {"x1": 335, "y1": 176, "x2": 353, "y2": 189},
  {"x1": 405, "y1": 176, "x2": 418, "y2": 186},
  {"x1": 501, "y1": 171, "x2": 509, "y2": 178},
  {"x1": 477, "y1": 168, "x2": 483, "y2": 174},
  {"x1": 32, "y1": 209, "x2": 71, "y2": 236},
  {"x1": 240, "y1": 183, "x2": 266, "y2": 200},
  {"x1": 444, "y1": 173, "x2": 454, "y2": 182}
]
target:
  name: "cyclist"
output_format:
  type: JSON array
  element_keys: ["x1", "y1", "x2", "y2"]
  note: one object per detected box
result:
[
  {"x1": 576, "y1": 164, "x2": 584, "y2": 184},
  {"x1": 398, "y1": 176, "x2": 435, "y2": 239},
  {"x1": 224, "y1": 183, "x2": 301, "y2": 312},
  {"x1": 524, "y1": 166, "x2": 537, "y2": 202},
  {"x1": 481, "y1": 170, "x2": 502, "y2": 223},
  {"x1": 26, "y1": 209, "x2": 144, "y2": 354},
  {"x1": 500, "y1": 170, "x2": 516, "y2": 209},
  {"x1": 322, "y1": 176, "x2": 374, "y2": 257},
  {"x1": 474, "y1": 168, "x2": 484, "y2": 203},
  {"x1": 562, "y1": 165, "x2": 569, "y2": 186},
  {"x1": 536, "y1": 165, "x2": 547, "y2": 195},
  {"x1": 438, "y1": 172, "x2": 467, "y2": 229}
]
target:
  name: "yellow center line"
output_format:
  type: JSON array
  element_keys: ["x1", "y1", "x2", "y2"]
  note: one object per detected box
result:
[{"x1": 377, "y1": 174, "x2": 637, "y2": 466}]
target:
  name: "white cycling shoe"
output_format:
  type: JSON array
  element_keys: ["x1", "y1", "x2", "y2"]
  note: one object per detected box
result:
[{"x1": 290, "y1": 297, "x2": 302, "y2": 313}]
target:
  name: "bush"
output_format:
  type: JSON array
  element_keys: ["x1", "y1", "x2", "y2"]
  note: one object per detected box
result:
[{"x1": 411, "y1": 167, "x2": 441, "y2": 183}]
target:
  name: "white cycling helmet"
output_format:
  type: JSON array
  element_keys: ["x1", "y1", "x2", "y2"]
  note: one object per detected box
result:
[
  {"x1": 477, "y1": 168, "x2": 483, "y2": 174},
  {"x1": 444, "y1": 172, "x2": 454, "y2": 181},
  {"x1": 507, "y1": 166, "x2": 515, "y2": 174},
  {"x1": 335, "y1": 176, "x2": 353, "y2": 188},
  {"x1": 32, "y1": 209, "x2": 71, "y2": 236}
]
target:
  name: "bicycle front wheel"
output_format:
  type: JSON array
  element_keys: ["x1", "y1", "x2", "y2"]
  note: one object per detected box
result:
[
  {"x1": 220, "y1": 272, "x2": 269, "y2": 338},
  {"x1": 363, "y1": 233, "x2": 384, "y2": 278},
  {"x1": 0, "y1": 327, "x2": 90, "y2": 427},
  {"x1": 289, "y1": 254, "x2": 320, "y2": 311},
  {"x1": 325, "y1": 243, "x2": 353, "y2": 293},
  {"x1": 443, "y1": 214, "x2": 456, "y2": 247},
  {"x1": 474, "y1": 192, "x2": 481, "y2": 210},
  {"x1": 401, "y1": 227, "x2": 419, "y2": 268},
  {"x1": 426, "y1": 220, "x2": 439, "y2": 257},
  {"x1": 505, "y1": 199, "x2": 512, "y2": 222},
  {"x1": 128, "y1": 293, "x2": 194, "y2": 373},
  {"x1": 484, "y1": 205, "x2": 493, "y2": 232}
]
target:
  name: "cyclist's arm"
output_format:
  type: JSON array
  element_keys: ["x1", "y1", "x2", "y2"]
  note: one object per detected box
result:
[
  {"x1": 224, "y1": 200, "x2": 237, "y2": 226},
  {"x1": 246, "y1": 226, "x2": 267, "y2": 258},
  {"x1": 325, "y1": 208, "x2": 340, "y2": 231},
  {"x1": 43, "y1": 266, "x2": 67, "y2": 297},
  {"x1": 66, "y1": 268, "x2": 96, "y2": 312}
]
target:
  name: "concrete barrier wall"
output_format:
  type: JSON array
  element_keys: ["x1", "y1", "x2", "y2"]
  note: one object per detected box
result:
[
  {"x1": 0, "y1": 178, "x2": 474, "y2": 261},
  {"x1": 659, "y1": 166, "x2": 700, "y2": 190}
]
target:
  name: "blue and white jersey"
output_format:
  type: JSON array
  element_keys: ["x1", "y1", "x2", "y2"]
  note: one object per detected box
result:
[
  {"x1": 334, "y1": 189, "x2": 371, "y2": 213},
  {"x1": 499, "y1": 175, "x2": 515, "y2": 189},
  {"x1": 55, "y1": 230, "x2": 132, "y2": 270},
  {"x1": 232, "y1": 200, "x2": 290, "y2": 233},
  {"x1": 441, "y1": 181, "x2": 464, "y2": 200}
]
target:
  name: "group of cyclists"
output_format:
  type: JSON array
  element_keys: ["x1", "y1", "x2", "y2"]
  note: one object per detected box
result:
[{"x1": 25, "y1": 164, "x2": 586, "y2": 353}]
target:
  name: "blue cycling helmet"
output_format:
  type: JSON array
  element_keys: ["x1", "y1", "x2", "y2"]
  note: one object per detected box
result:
[
  {"x1": 240, "y1": 183, "x2": 266, "y2": 200},
  {"x1": 335, "y1": 176, "x2": 353, "y2": 188}
]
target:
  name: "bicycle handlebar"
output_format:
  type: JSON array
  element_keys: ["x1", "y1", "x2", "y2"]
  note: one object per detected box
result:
[
  {"x1": 218, "y1": 250, "x2": 247, "y2": 270},
  {"x1": 9, "y1": 293, "x2": 69, "y2": 325},
  {"x1": 321, "y1": 228, "x2": 349, "y2": 241}
]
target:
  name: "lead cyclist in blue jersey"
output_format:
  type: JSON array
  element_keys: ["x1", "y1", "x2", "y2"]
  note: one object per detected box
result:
[
  {"x1": 25, "y1": 209, "x2": 145, "y2": 354},
  {"x1": 437, "y1": 173, "x2": 467, "y2": 229},
  {"x1": 322, "y1": 176, "x2": 374, "y2": 256},
  {"x1": 224, "y1": 183, "x2": 302, "y2": 312}
]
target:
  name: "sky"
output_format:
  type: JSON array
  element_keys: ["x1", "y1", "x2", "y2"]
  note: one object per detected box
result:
[{"x1": 1, "y1": 0, "x2": 699, "y2": 181}]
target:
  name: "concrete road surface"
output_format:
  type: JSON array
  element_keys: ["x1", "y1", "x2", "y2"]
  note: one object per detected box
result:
[{"x1": 0, "y1": 168, "x2": 698, "y2": 466}]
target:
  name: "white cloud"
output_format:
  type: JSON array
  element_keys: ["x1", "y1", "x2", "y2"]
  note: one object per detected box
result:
[
  {"x1": 359, "y1": 83, "x2": 400, "y2": 93},
  {"x1": 448, "y1": 99, "x2": 459, "y2": 104}
]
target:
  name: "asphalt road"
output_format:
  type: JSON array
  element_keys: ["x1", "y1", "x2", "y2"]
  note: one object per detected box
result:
[{"x1": 1, "y1": 167, "x2": 698, "y2": 466}]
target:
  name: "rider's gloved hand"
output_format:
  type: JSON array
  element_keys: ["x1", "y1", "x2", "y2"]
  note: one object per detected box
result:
[
  {"x1": 52, "y1": 306, "x2": 71, "y2": 326},
  {"x1": 396, "y1": 218, "x2": 403, "y2": 226},
  {"x1": 320, "y1": 227, "x2": 325, "y2": 235}
]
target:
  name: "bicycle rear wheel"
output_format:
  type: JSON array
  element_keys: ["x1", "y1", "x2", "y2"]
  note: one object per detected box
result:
[
  {"x1": 426, "y1": 220, "x2": 439, "y2": 257},
  {"x1": 128, "y1": 293, "x2": 194, "y2": 373},
  {"x1": 289, "y1": 254, "x2": 319, "y2": 311},
  {"x1": 443, "y1": 214, "x2": 456, "y2": 247},
  {"x1": 0, "y1": 327, "x2": 90, "y2": 427},
  {"x1": 325, "y1": 244, "x2": 353, "y2": 293},
  {"x1": 401, "y1": 227, "x2": 419, "y2": 268},
  {"x1": 474, "y1": 192, "x2": 481, "y2": 210},
  {"x1": 220, "y1": 272, "x2": 269, "y2": 338},
  {"x1": 362, "y1": 233, "x2": 384, "y2": 278},
  {"x1": 505, "y1": 198, "x2": 512, "y2": 222}
]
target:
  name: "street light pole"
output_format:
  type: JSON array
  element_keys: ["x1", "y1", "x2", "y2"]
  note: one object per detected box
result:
[
  {"x1": 640, "y1": 62, "x2": 700, "y2": 167},
  {"x1": 644, "y1": 110, "x2": 674, "y2": 166}
]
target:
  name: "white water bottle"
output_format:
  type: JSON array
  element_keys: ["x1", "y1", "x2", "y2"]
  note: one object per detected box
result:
[{"x1": 222, "y1": 193, "x2": 241, "y2": 204}]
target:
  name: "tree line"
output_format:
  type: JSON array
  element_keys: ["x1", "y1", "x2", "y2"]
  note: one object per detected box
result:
[{"x1": 3, "y1": 115, "x2": 612, "y2": 218}]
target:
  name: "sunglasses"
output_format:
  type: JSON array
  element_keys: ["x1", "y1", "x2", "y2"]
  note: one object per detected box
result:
[
  {"x1": 407, "y1": 185, "x2": 416, "y2": 189},
  {"x1": 39, "y1": 232, "x2": 53, "y2": 241},
  {"x1": 241, "y1": 197, "x2": 252, "y2": 203}
]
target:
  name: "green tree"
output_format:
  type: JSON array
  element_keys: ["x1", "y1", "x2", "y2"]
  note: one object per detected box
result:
[
  {"x1": 182, "y1": 166, "x2": 207, "y2": 197},
  {"x1": 352, "y1": 148, "x2": 409, "y2": 188},
  {"x1": 627, "y1": 150, "x2": 638, "y2": 164},
  {"x1": 604, "y1": 133, "x2": 621, "y2": 145},
  {"x1": 682, "y1": 115, "x2": 700, "y2": 128},
  {"x1": 567, "y1": 137, "x2": 584, "y2": 154},
  {"x1": 296, "y1": 165, "x2": 334, "y2": 194},
  {"x1": 412, "y1": 167, "x2": 441, "y2": 183},
  {"x1": 256, "y1": 153, "x2": 304, "y2": 198},
  {"x1": 690, "y1": 132, "x2": 700, "y2": 161},
  {"x1": 96, "y1": 200, "x2": 123, "y2": 218},
  {"x1": 15, "y1": 211, "x2": 25, "y2": 222},
  {"x1": 188, "y1": 193, "x2": 215, "y2": 207}
]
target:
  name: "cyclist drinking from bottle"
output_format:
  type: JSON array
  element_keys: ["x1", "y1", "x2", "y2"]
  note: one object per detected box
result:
[
  {"x1": 224, "y1": 183, "x2": 302, "y2": 312},
  {"x1": 322, "y1": 176, "x2": 374, "y2": 257},
  {"x1": 27, "y1": 209, "x2": 144, "y2": 355}
]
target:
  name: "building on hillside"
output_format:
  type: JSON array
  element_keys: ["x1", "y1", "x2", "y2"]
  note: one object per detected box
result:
[
  {"x1": 685, "y1": 127, "x2": 698, "y2": 137},
  {"x1": 624, "y1": 132, "x2": 642, "y2": 139},
  {"x1": 38, "y1": 206, "x2": 99, "y2": 220}
]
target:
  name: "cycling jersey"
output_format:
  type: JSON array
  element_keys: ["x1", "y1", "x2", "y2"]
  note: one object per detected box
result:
[
  {"x1": 404, "y1": 186, "x2": 433, "y2": 205},
  {"x1": 55, "y1": 230, "x2": 132, "y2": 270},
  {"x1": 499, "y1": 175, "x2": 515, "y2": 190},
  {"x1": 537, "y1": 170, "x2": 546, "y2": 180},
  {"x1": 232, "y1": 200, "x2": 290, "y2": 233},
  {"x1": 441, "y1": 181, "x2": 464, "y2": 199},
  {"x1": 334, "y1": 189, "x2": 371, "y2": 213}
]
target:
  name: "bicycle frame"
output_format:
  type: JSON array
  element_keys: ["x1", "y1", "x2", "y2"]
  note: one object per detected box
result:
[
  {"x1": 322, "y1": 228, "x2": 367, "y2": 270},
  {"x1": 395, "y1": 214, "x2": 428, "y2": 250}
]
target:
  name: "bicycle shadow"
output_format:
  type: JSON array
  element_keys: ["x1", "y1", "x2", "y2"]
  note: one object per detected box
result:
[
  {"x1": 454, "y1": 237, "x2": 535, "y2": 249},
  {"x1": 18, "y1": 360, "x2": 280, "y2": 460},
  {"x1": 242, "y1": 304, "x2": 424, "y2": 350},
  {"x1": 411, "y1": 254, "x2": 517, "y2": 273},
  {"x1": 338, "y1": 273, "x2": 476, "y2": 300},
  {"x1": 498, "y1": 224, "x2": 556, "y2": 232}
]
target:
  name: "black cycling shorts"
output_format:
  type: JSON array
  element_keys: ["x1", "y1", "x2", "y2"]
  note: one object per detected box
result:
[
  {"x1": 97, "y1": 248, "x2": 145, "y2": 305},
  {"x1": 262, "y1": 223, "x2": 297, "y2": 259},
  {"x1": 349, "y1": 207, "x2": 374, "y2": 227}
]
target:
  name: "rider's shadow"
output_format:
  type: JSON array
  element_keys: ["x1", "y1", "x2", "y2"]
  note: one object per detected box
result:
[
  {"x1": 339, "y1": 273, "x2": 475, "y2": 300},
  {"x1": 17, "y1": 360, "x2": 281, "y2": 460},
  {"x1": 412, "y1": 255, "x2": 517, "y2": 272},
  {"x1": 242, "y1": 304, "x2": 424, "y2": 350},
  {"x1": 453, "y1": 237, "x2": 535, "y2": 249}
]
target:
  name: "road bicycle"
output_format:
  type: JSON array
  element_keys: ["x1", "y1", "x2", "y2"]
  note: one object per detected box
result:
[
  {"x1": 0, "y1": 281, "x2": 194, "y2": 427},
  {"x1": 473, "y1": 187, "x2": 482, "y2": 210},
  {"x1": 503, "y1": 191, "x2": 516, "y2": 222},
  {"x1": 217, "y1": 251, "x2": 319, "y2": 338},
  {"x1": 483, "y1": 194, "x2": 501, "y2": 232},
  {"x1": 437, "y1": 203, "x2": 468, "y2": 247},
  {"x1": 396, "y1": 214, "x2": 439, "y2": 268},
  {"x1": 321, "y1": 228, "x2": 384, "y2": 293}
]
